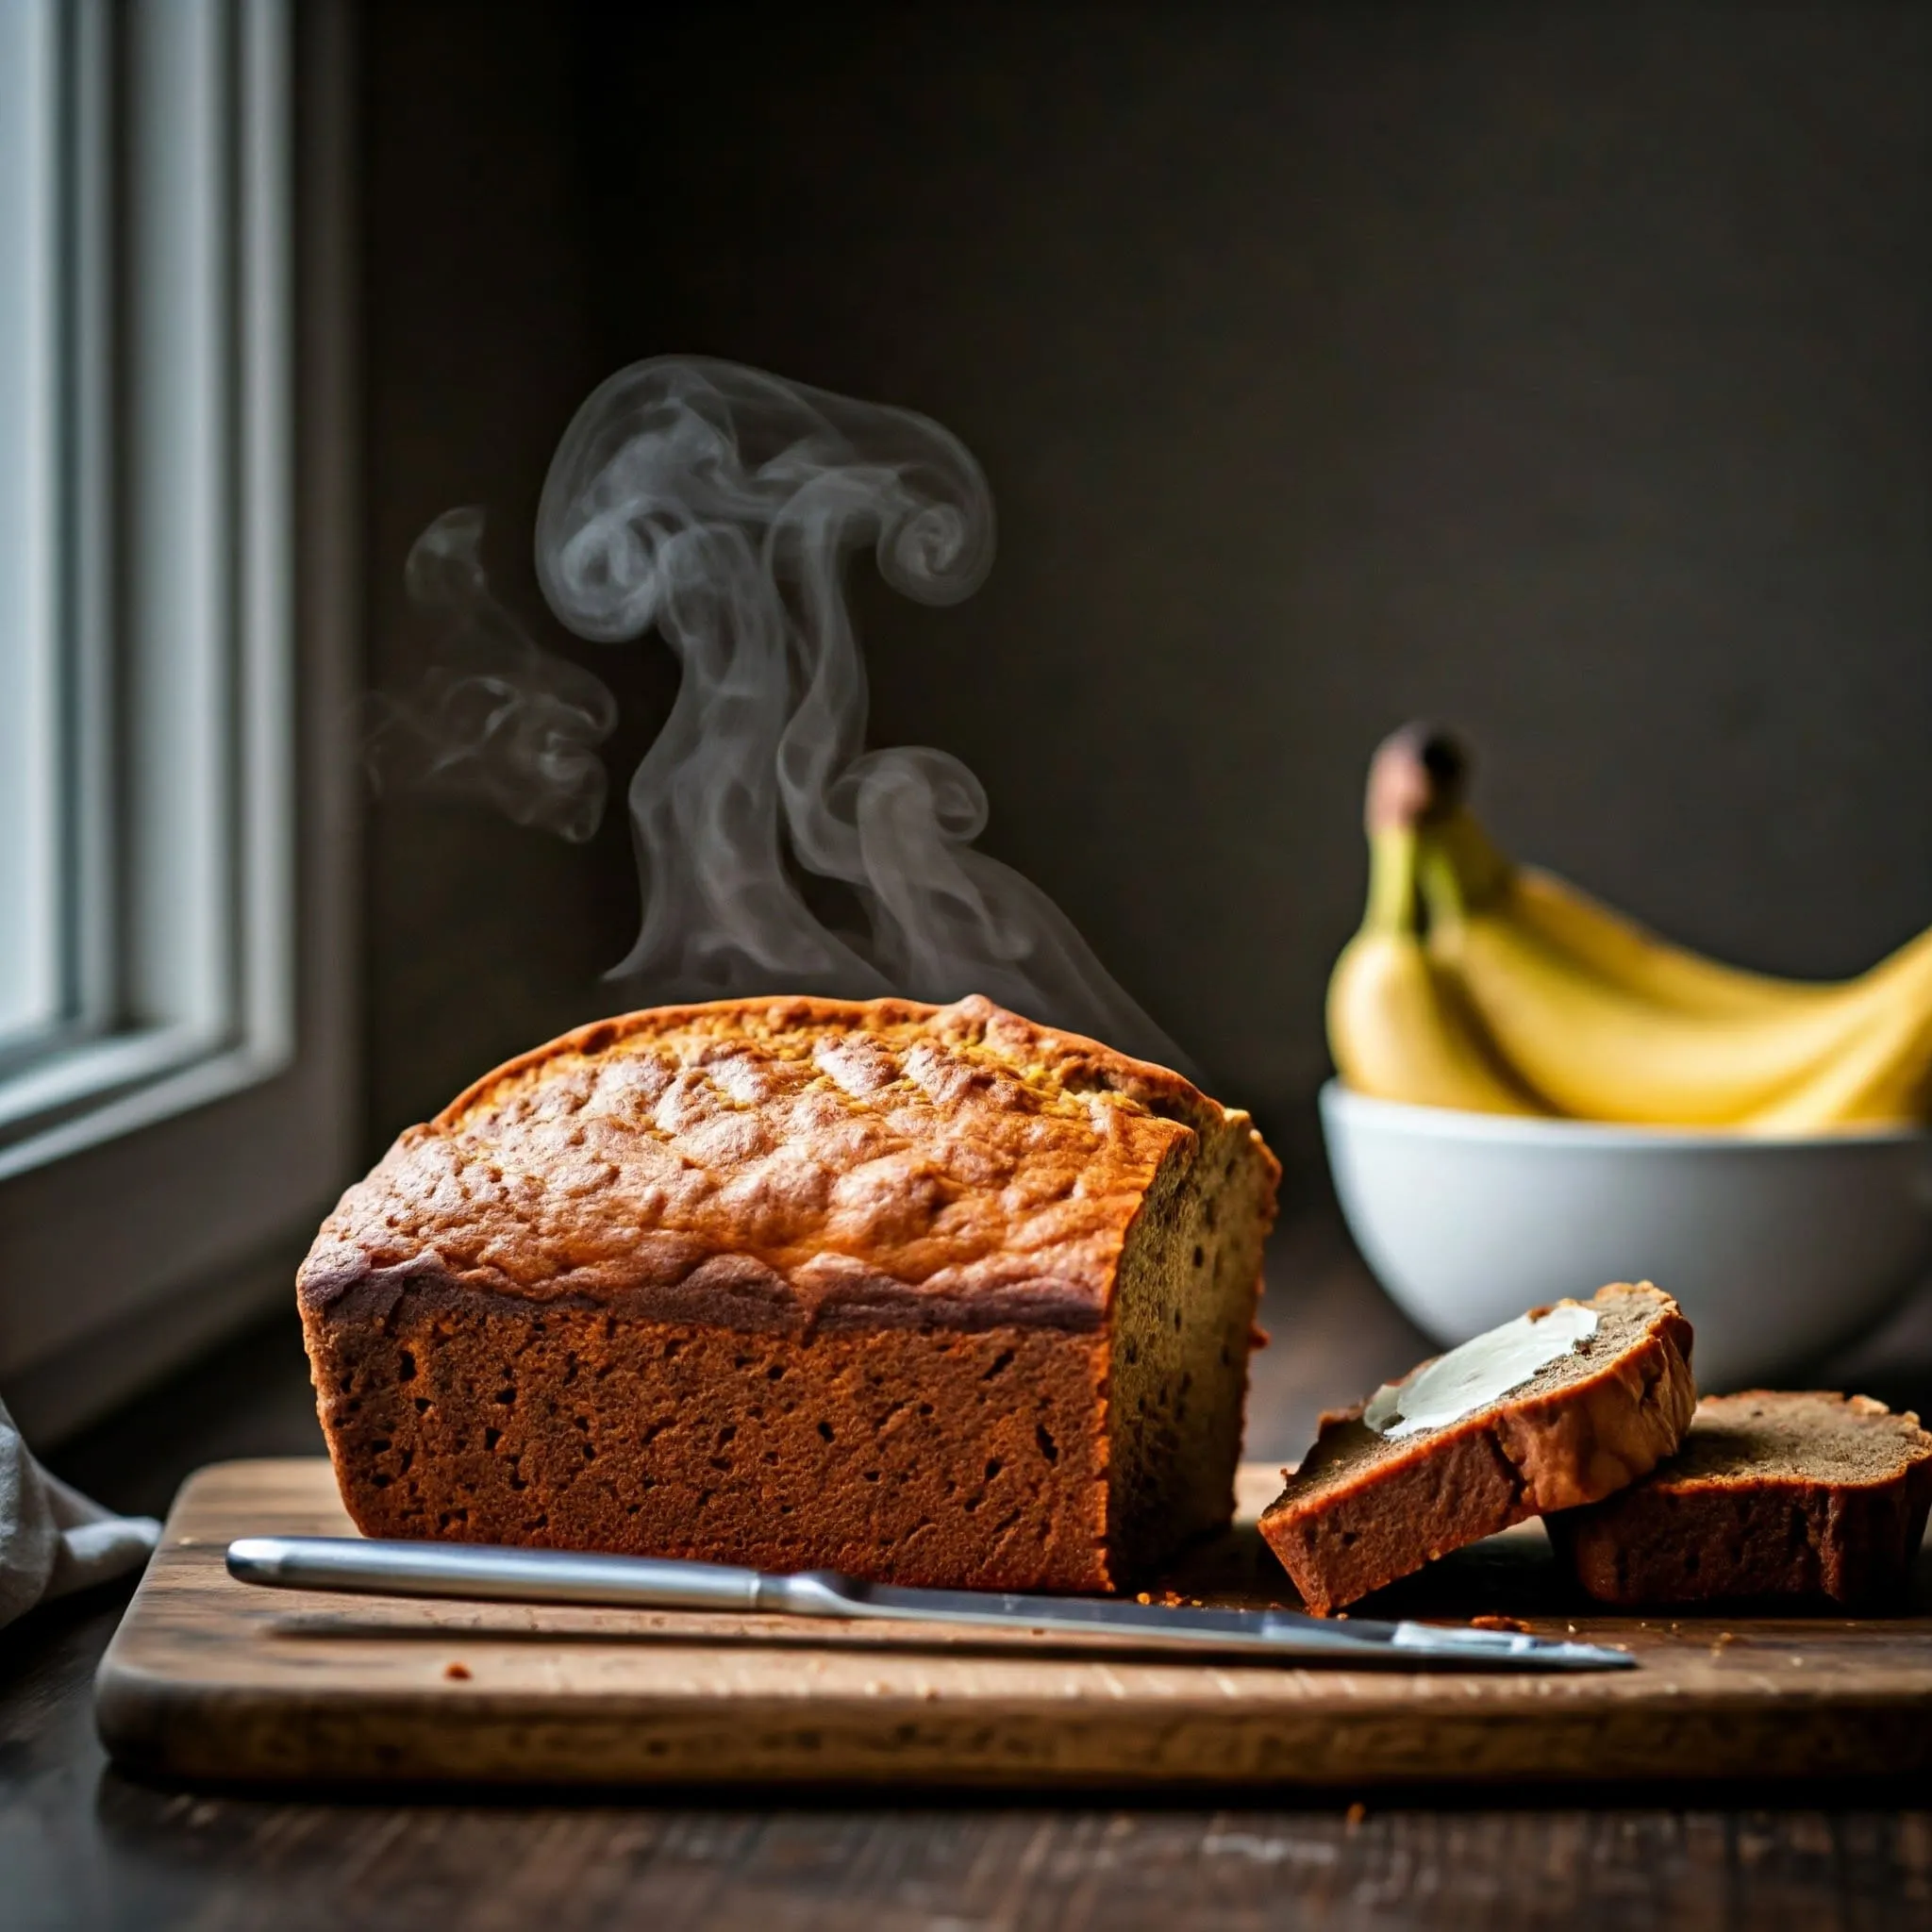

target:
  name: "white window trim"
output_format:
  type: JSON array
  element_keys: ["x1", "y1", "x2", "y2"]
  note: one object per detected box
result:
[
  {"x1": 0, "y1": 0, "x2": 358, "y2": 1443},
  {"x1": 0, "y1": 6, "x2": 62, "y2": 1061}
]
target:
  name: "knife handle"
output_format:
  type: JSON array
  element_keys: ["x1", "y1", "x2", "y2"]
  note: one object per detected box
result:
[{"x1": 226, "y1": 1535, "x2": 772, "y2": 1612}]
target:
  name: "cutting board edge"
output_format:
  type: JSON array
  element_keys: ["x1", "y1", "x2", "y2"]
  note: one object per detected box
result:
[{"x1": 93, "y1": 1664, "x2": 1932, "y2": 1790}]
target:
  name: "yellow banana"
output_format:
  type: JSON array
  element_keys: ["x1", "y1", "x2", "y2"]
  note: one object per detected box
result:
[
  {"x1": 1326, "y1": 823, "x2": 1546, "y2": 1117},
  {"x1": 1424, "y1": 807, "x2": 1833, "y2": 1019},
  {"x1": 1341, "y1": 722, "x2": 1932, "y2": 1131},
  {"x1": 1410, "y1": 763, "x2": 1932, "y2": 1125},
  {"x1": 1740, "y1": 987, "x2": 1932, "y2": 1135}
]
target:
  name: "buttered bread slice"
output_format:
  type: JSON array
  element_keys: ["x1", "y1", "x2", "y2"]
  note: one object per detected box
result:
[{"x1": 1259, "y1": 1283, "x2": 1695, "y2": 1614}]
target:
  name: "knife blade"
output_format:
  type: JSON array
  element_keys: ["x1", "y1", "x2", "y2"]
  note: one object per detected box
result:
[{"x1": 225, "y1": 1536, "x2": 1633, "y2": 1671}]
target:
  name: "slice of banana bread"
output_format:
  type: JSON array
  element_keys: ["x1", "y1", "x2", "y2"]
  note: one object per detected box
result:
[
  {"x1": 1257, "y1": 1284, "x2": 1695, "y2": 1613},
  {"x1": 1552, "y1": 1391, "x2": 1932, "y2": 1608},
  {"x1": 299, "y1": 994, "x2": 1278, "y2": 1593}
]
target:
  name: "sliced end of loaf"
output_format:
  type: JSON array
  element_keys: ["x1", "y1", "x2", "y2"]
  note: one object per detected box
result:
[
  {"x1": 1553, "y1": 1390, "x2": 1932, "y2": 1607},
  {"x1": 1104, "y1": 1113, "x2": 1276, "y2": 1584}
]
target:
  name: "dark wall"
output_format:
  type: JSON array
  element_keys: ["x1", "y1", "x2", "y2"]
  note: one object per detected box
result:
[{"x1": 362, "y1": 3, "x2": 1932, "y2": 1173}]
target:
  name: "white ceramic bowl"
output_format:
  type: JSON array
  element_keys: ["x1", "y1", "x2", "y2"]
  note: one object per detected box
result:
[{"x1": 1320, "y1": 1080, "x2": 1932, "y2": 1392}]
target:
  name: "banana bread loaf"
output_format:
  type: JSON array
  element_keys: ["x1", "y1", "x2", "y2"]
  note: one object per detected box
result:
[
  {"x1": 299, "y1": 994, "x2": 1279, "y2": 1592},
  {"x1": 1258, "y1": 1284, "x2": 1695, "y2": 1613},
  {"x1": 1553, "y1": 1391, "x2": 1932, "y2": 1607}
]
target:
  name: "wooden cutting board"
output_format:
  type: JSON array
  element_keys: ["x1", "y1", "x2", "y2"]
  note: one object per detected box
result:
[{"x1": 95, "y1": 1457, "x2": 1932, "y2": 1788}]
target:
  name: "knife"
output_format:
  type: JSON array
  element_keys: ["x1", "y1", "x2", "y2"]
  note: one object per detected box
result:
[{"x1": 225, "y1": 1536, "x2": 1633, "y2": 1671}]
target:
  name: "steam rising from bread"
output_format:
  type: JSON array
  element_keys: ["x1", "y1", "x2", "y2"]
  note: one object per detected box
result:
[
  {"x1": 390, "y1": 357, "x2": 1187, "y2": 1070},
  {"x1": 366, "y1": 507, "x2": 617, "y2": 843}
]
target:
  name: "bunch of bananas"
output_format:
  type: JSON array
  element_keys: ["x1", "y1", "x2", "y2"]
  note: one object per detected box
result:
[{"x1": 1326, "y1": 724, "x2": 1932, "y2": 1134}]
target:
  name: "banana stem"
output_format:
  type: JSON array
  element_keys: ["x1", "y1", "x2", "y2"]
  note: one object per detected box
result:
[
  {"x1": 1419, "y1": 808, "x2": 1514, "y2": 928},
  {"x1": 1367, "y1": 722, "x2": 1468, "y2": 835},
  {"x1": 1362, "y1": 722, "x2": 1514, "y2": 931},
  {"x1": 1362, "y1": 826, "x2": 1425, "y2": 937}
]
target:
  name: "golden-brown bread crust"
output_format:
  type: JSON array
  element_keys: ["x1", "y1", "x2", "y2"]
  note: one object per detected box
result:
[
  {"x1": 1553, "y1": 1391, "x2": 1932, "y2": 1607},
  {"x1": 299, "y1": 994, "x2": 1255, "y2": 1336},
  {"x1": 1257, "y1": 1284, "x2": 1696, "y2": 1614}
]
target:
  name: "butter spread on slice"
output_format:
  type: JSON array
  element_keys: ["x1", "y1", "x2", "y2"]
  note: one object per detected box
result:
[{"x1": 1361, "y1": 1303, "x2": 1600, "y2": 1440}]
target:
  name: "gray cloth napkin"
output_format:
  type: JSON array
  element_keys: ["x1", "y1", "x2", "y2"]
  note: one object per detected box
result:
[{"x1": 0, "y1": 1393, "x2": 159, "y2": 1630}]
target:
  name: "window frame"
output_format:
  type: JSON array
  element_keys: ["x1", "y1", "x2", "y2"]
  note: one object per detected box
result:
[
  {"x1": 0, "y1": 0, "x2": 358, "y2": 1443},
  {"x1": 0, "y1": 0, "x2": 65, "y2": 1060}
]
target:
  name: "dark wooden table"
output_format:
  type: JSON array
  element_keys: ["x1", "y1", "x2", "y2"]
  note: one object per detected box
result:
[{"x1": 8, "y1": 1208, "x2": 1932, "y2": 1930}]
